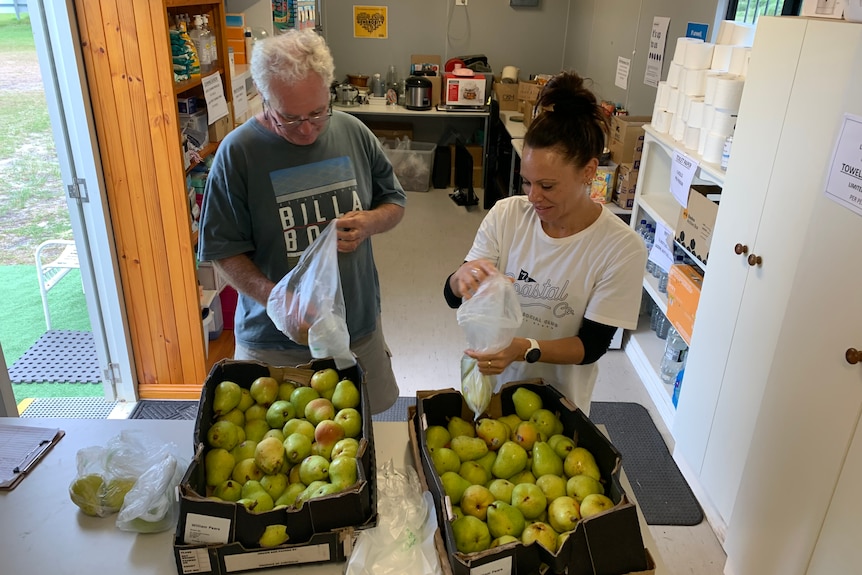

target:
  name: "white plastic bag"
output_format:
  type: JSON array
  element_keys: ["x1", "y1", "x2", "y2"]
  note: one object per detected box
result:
[
  {"x1": 456, "y1": 270, "x2": 523, "y2": 418},
  {"x1": 345, "y1": 460, "x2": 441, "y2": 575},
  {"x1": 266, "y1": 222, "x2": 354, "y2": 369}
]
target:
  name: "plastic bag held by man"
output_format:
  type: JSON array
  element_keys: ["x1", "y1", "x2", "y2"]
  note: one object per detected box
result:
[
  {"x1": 457, "y1": 270, "x2": 523, "y2": 418},
  {"x1": 266, "y1": 222, "x2": 354, "y2": 369}
]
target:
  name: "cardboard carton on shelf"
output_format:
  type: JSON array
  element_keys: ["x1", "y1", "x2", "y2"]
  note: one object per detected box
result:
[
  {"x1": 493, "y1": 77, "x2": 520, "y2": 111},
  {"x1": 609, "y1": 115, "x2": 650, "y2": 165},
  {"x1": 173, "y1": 358, "x2": 377, "y2": 574},
  {"x1": 614, "y1": 162, "x2": 639, "y2": 209},
  {"x1": 675, "y1": 184, "x2": 722, "y2": 265},
  {"x1": 413, "y1": 381, "x2": 653, "y2": 575},
  {"x1": 666, "y1": 264, "x2": 704, "y2": 345}
]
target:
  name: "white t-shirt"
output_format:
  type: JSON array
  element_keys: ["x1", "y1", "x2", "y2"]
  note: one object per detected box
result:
[{"x1": 465, "y1": 196, "x2": 647, "y2": 414}]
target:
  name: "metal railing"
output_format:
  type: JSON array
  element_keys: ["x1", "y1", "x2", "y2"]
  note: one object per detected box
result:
[{"x1": 0, "y1": 0, "x2": 28, "y2": 20}]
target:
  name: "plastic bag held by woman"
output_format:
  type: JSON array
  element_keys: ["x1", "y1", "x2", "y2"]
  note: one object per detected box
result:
[
  {"x1": 266, "y1": 222, "x2": 354, "y2": 369},
  {"x1": 457, "y1": 270, "x2": 523, "y2": 418}
]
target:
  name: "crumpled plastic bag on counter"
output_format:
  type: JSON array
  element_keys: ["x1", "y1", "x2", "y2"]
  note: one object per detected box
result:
[
  {"x1": 345, "y1": 460, "x2": 441, "y2": 575},
  {"x1": 457, "y1": 270, "x2": 523, "y2": 419}
]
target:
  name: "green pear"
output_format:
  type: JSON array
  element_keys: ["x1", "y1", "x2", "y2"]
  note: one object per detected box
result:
[
  {"x1": 497, "y1": 414, "x2": 523, "y2": 436},
  {"x1": 329, "y1": 456, "x2": 358, "y2": 489},
  {"x1": 205, "y1": 447, "x2": 236, "y2": 487},
  {"x1": 508, "y1": 469, "x2": 537, "y2": 485},
  {"x1": 295, "y1": 480, "x2": 328, "y2": 507},
  {"x1": 232, "y1": 458, "x2": 264, "y2": 484},
  {"x1": 207, "y1": 420, "x2": 242, "y2": 451},
  {"x1": 216, "y1": 408, "x2": 245, "y2": 429},
  {"x1": 451, "y1": 505, "x2": 464, "y2": 520},
  {"x1": 531, "y1": 441, "x2": 564, "y2": 478},
  {"x1": 425, "y1": 425, "x2": 451, "y2": 450},
  {"x1": 475, "y1": 450, "x2": 496, "y2": 477},
  {"x1": 213, "y1": 380, "x2": 242, "y2": 416},
  {"x1": 258, "y1": 524, "x2": 290, "y2": 547},
  {"x1": 512, "y1": 420, "x2": 541, "y2": 451},
  {"x1": 440, "y1": 471, "x2": 472, "y2": 505},
  {"x1": 260, "y1": 473, "x2": 289, "y2": 499},
  {"x1": 447, "y1": 415, "x2": 476, "y2": 438},
  {"x1": 69, "y1": 473, "x2": 105, "y2": 516},
  {"x1": 265, "y1": 400, "x2": 296, "y2": 429},
  {"x1": 331, "y1": 379, "x2": 361, "y2": 410},
  {"x1": 460, "y1": 484, "x2": 495, "y2": 521},
  {"x1": 488, "y1": 478, "x2": 516, "y2": 503},
  {"x1": 579, "y1": 493, "x2": 615, "y2": 518},
  {"x1": 511, "y1": 482, "x2": 547, "y2": 520},
  {"x1": 282, "y1": 418, "x2": 315, "y2": 441},
  {"x1": 491, "y1": 534, "x2": 520, "y2": 548},
  {"x1": 275, "y1": 482, "x2": 306, "y2": 508},
  {"x1": 238, "y1": 490, "x2": 274, "y2": 513},
  {"x1": 459, "y1": 460, "x2": 489, "y2": 486},
  {"x1": 278, "y1": 380, "x2": 298, "y2": 401},
  {"x1": 452, "y1": 515, "x2": 491, "y2": 554},
  {"x1": 244, "y1": 403, "x2": 268, "y2": 422},
  {"x1": 563, "y1": 447, "x2": 601, "y2": 481},
  {"x1": 511, "y1": 387, "x2": 543, "y2": 421},
  {"x1": 249, "y1": 376, "x2": 279, "y2": 405},
  {"x1": 476, "y1": 418, "x2": 510, "y2": 451},
  {"x1": 298, "y1": 454, "x2": 329, "y2": 485},
  {"x1": 310, "y1": 368, "x2": 340, "y2": 400},
  {"x1": 331, "y1": 437, "x2": 360, "y2": 460},
  {"x1": 237, "y1": 388, "x2": 255, "y2": 412},
  {"x1": 231, "y1": 439, "x2": 258, "y2": 462},
  {"x1": 548, "y1": 434, "x2": 576, "y2": 460},
  {"x1": 214, "y1": 479, "x2": 242, "y2": 502},
  {"x1": 244, "y1": 419, "x2": 271, "y2": 443},
  {"x1": 529, "y1": 409, "x2": 559, "y2": 438},
  {"x1": 487, "y1": 500, "x2": 526, "y2": 539},
  {"x1": 290, "y1": 386, "x2": 320, "y2": 418},
  {"x1": 491, "y1": 441, "x2": 527, "y2": 479},
  {"x1": 311, "y1": 440, "x2": 334, "y2": 460},
  {"x1": 430, "y1": 447, "x2": 461, "y2": 475},
  {"x1": 310, "y1": 482, "x2": 342, "y2": 500},
  {"x1": 283, "y1": 432, "x2": 313, "y2": 465},
  {"x1": 102, "y1": 477, "x2": 136, "y2": 511},
  {"x1": 241, "y1": 479, "x2": 267, "y2": 499},
  {"x1": 263, "y1": 429, "x2": 285, "y2": 443},
  {"x1": 566, "y1": 474, "x2": 604, "y2": 502},
  {"x1": 548, "y1": 495, "x2": 581, "y2": 533},
  {"x1": 536, "y1": 474, "x2": 568, "y2": 503},
  {"x1": 450, "y1": 435, "x2": 488, "y2": 462},
  {"x1": 521, "y1": 521, "x2": 558, "y2": 552},
  {"x1": 254, "y1": 436, "x2": 286, "y2": 475}
]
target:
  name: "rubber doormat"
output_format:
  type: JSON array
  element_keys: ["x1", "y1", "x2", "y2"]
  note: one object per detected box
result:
[
  {"x1": 8, "y1": 330, "x2": 100, "y2": 384},
  {"x1": 372, "y1": 396, "x2": 415, "y2": 422},
  {"x1": 129, "y1": 400, "x2": 199, "y2": 420},
  {"x1": 589, "y1": 401, "x2": 703, "y2": 526},
  {"x1": 19, "y1": 397, "x2": 118, "y2": 419}
]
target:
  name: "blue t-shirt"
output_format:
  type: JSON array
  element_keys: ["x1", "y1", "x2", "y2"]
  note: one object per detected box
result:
[{"x1": 198, "y1": 111, "x2": 406, "y2": 351}]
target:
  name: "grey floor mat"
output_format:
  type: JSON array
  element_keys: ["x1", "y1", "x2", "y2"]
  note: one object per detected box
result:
[
  {"x1": 372, "y1": 396, "x2": 415, "y2": 422},
  {"x1": 8, "y1": 330, "x2": 100, "y2": 384},
  {"x1": 590, "y1": 401, "x2": 703, "y2": 526},
  {"x1": 20, "y1": 397, "x2": 118, "y2": 419},
  {"x1": 129, "y1": 400, "x2": 199, "y2": 420}
]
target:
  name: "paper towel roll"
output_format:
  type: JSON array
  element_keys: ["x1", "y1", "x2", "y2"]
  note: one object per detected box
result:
[
  {"x1": 701, "y1": 104, "x2": 715, "y2": 135},
  {"x1": 717, "y1": 20, "x2": 734, "y2": 45},
  {"x1": 704, "y1": 71, "x2": 722, "y2": 105},
  {"x1": 713, "y1": 76, "x2": 745, "y2": 112},
  {"x1": 684, "y1": 126, "x2": 701, "y2": 151},
  {"x1": 667, "y1": 61, "x2": 683, "y2": 88},
  {"x1": 652, "y1": 110, "x2": 672, "y2": 134},
  {"x1": 667, "y1": 87, "x2": 680, "y2": 114},
  {"x1": 502, "y1": 65, "x2": 520, "y2": 83},
  {"x1": 682, "y1": 95, "x2": 693, "y2": 122},
  {"x1": 687, "y1": 99, "x2": 705, "y2": 129},
  {"x1": 703, "y1": 131, "x2": 727, "y2": 164},
  {"x1": 676, "y1": 86, "x2": 688, "y2": 116},
  {"x1": 729, "y1": 46, "x2": 751, "y2": 76},
  {"x1": 671, "y1": 115, "x2": 687, "y2": 142},
  {"x1": 730, "y1": 22, "x2": 756, "y2": 47},
  {"x1": 711, "y1": 44, "x2": 734, "y2": 71},
  {"x1": 742, "y1": 49, "x2": 752, "y2": 78},
  {"x1": 684, "y1": 42, "x2": 715, "y2": 70},
  {"x1": 656, "y1": 81, "x2": 670, "y2": 110},
  {"x1": 698, "y1": 125, "x2": 710, "y2": 156},
  {"x1": 712, "y1": 108, "x2": 738, "y2": 136},
  {"x1": 673, "y1": 37, "x2": 703, "y2": 65},
  {"x1": 684, "y1": 68, "x2": 707, "y2": 96}
]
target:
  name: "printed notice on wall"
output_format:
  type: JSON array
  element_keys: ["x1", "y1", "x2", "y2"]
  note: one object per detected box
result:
[
  {"x1": 615, "y1": 56, "x2": 631, "y2": 90},
  {"x1": 354, "y1": 5, "x2": 388, "y2": 38},
  {"x1": 649, "y1": 221, "x2": 675, "y2": 273},
  {"x1": 825, "y1": 113, "x2": 862, "y2": 217},
  {"x1": 645, "y1": 16, "x2": 670, "y2": 88},
  {"x1": 232, "y1": 82, "x2": 249, "y2": 122},
  {"x1": 670, "y1": 149, "x2": 698, "y2": 207},
  {"x1": 202, "y1": 73, "x2": 229, "y2": 124}
]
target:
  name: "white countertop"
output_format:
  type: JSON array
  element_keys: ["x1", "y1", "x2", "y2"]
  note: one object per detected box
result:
[
  {"x1": 0, "y1": 418, "x2": 663, "y2": 574},
  {"x1": 336, "y1": 102, "x2": 489, "y2": 118}
]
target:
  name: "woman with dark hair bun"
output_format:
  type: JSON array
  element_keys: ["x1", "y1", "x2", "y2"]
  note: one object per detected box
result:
[{"x1": 443, "y1": 71, "x2": 647, "y2": 415}]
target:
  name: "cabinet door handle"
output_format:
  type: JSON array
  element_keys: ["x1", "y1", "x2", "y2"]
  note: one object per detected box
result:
[
  {"x1": 847, "y1": 348, "x2": 862, "y2": 365},
  {"x1": 734, "y1": 243, "x2": 749, "y2": 255},
  {"x1": 747, "y1": 254, "x2": 763, "y2": 267}
]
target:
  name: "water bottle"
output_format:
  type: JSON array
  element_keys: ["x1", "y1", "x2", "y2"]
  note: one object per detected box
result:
[
  {"x1": 672, "y1": 367, "x2": 685, "y2": 407},
  {"x1": 658, "y1": 268, "x2": 669, "y2": 293},
  {"x1": 656, "y1": 313, "x2": 670, "y2": 339},
  {"x1": 650, "y1": 303, "x2": 660, "y2": 331},
  {"x1": 660, "y1": 326, "x2": 688, "y2": 384},
  {"x1": 645, "y1": 225, "x2": 656, "y2": 274}
]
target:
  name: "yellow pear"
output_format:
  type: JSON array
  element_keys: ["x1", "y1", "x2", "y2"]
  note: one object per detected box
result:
[{"x1": 258, "y1": 524, "x2": 290, "y2": 547}]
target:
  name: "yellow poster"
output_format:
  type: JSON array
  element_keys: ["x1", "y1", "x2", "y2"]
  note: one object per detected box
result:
[{"x1": 353, "y1": 6, "x2": 388, "y2": 39}]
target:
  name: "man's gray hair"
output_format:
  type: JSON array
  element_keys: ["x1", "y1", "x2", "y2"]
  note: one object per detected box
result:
[{"x1": 250, "y1": 29, "x2": 335, "y2": 102}]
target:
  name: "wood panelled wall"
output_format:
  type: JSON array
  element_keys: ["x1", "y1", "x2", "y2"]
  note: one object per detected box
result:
[{"x1": 74, "y1": 0, "x2": 207, "y2": 398}]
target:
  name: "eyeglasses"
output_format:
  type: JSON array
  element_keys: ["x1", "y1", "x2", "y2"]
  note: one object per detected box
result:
[{"x1": 265, "y1": 99, "x2": 332, "y2": 129}]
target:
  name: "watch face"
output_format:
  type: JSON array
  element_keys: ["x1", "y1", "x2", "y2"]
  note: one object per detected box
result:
[{"x1": 526, "y1": 348, "x2": 541, "y2": 363}]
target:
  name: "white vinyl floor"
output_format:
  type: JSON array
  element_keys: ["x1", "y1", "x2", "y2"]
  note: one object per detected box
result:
[{"x1": 373, "y1": 189, "x2": 727, "y2": 575}]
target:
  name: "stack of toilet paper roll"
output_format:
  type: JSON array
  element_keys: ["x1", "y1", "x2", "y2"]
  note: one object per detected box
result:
[{"x1": 651, "y1": 20, "x2": 755, "y2": 165}]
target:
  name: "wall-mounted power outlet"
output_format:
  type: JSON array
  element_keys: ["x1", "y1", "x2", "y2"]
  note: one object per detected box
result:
[{"x1": 455, "y1": 0, "x2": 468, "y2": 6}]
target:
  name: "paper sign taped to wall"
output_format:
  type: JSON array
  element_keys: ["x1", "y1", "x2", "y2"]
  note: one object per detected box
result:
[
  {"x1": 645, "y1": 16, "x2": 670, "y2": 88},
  {"x1": 824, "y1": 113, "x2": 862, "y2": 217},
  {"x1": 202, "y1": 73, "x2": 229, "y2": 124},
  {"x1": 354, "y1": 6, "x2": 388, "y2": 39}
]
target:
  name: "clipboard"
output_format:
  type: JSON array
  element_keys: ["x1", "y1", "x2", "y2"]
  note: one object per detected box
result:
[{"x1": 0, "y1": 425, "x2": 65, "y2": 490}]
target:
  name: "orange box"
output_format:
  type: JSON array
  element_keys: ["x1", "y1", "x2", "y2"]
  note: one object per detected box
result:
[
  {"x1": 227, "y1": 39, "x2": 246, "y2": 65},
  {"x1": 225, "y1": 26, "x2": 246, "y2": 41},
  {"x1": 666, "y1": 264, "x2": 703, "y2": 344}
]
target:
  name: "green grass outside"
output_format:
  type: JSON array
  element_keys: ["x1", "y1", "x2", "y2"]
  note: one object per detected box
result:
[{"x1": 0, "y1": 13, "x2": 34, "y2": 51}]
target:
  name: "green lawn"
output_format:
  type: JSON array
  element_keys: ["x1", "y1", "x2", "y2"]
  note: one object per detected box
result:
[{"x1": 0, "y1": 13, "x2": 34, "y2": 51}]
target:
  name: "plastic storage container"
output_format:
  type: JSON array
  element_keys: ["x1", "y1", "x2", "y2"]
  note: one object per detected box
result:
[{"x1": 380, "y1": 139, "x2": 436, "y2": 192}]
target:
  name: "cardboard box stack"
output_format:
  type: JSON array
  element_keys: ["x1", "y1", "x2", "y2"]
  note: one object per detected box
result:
[
  {"x1": 493, "y1": 78, "x2": 520, "y2": 111},
  {"x1": 225, "y1": 14, "x2": 247, "y2": 65},
  {"x1": 173, "y1": 358, "x2": 377, "y2": 575},
  {"x1": 675, "y1": 184, "x2": 722, "y2": 264},
  {"x1": 412, "y1": 381, "x2": 654, "y2": 575},
  {"x1": 518, "y1": 80, "x2": 542, "y2": 130},
  {"x1": 609, "y1": 115, "x2": 649, "y2": 209},
  {"x1": 666, "y1": 264, "x2": 704, "y2": 344}
]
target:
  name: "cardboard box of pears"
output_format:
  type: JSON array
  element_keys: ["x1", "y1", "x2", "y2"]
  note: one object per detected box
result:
[
  {"x1": 411, "y1": 381, "x2": 655, "y2": 575},
  {"x1": 172, "y1": 358, "x2": 377, "y2": 575}
]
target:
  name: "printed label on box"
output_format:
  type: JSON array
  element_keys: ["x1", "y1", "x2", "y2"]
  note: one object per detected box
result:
[
  {"x1": 223, "y1": 544, "x2": 331, "y2": 571},
  {"x1": 178, "y1": 548, "x2": 212, "y2": 574},
  {"x1": 184, "y1": 512, "x2": 232, "y2": 545}
]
